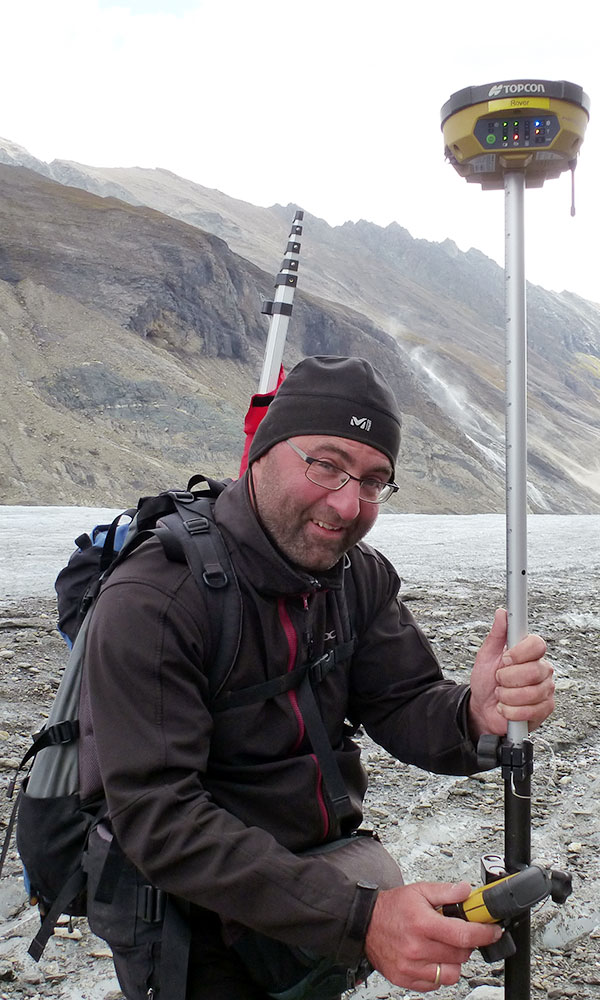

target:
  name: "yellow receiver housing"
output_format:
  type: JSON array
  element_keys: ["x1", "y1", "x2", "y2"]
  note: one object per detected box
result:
[{"x1": 440, "y1": 79, "x2": 589, "y2": 189}]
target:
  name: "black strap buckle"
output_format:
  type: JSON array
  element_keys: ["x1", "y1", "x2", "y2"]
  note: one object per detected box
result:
[
  {"x1": 203, "y1": 565, "x2": 228, "y2": 588},
  {"x1": 182, "y1": 516, "x2": 209, "y2": 535},
  {"x1": 139, "y1": 884, "x2": 167, "y2": 923},
  {"x1": 308, "y1": 652, "x2": 335, "y2": 684},
  {"x1": 169, "y1": 491, "x2": 195, "y2": 503},
  {"x1": 52, "y1": 720, "x2": 78, "y2": 745}
]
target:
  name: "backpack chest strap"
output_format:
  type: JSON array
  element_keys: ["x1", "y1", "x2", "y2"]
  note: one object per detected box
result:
[
  {"x1": 211, "y1": 639, "x2": 356, "y2": 712},
  {"x1": 212, "y1": 637, "x2": 358, "y2": 827}
]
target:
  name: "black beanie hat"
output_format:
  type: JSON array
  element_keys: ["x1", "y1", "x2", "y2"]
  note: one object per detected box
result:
[{"x1": 248, "y1": 356, "x2": 401, "y2": 473}]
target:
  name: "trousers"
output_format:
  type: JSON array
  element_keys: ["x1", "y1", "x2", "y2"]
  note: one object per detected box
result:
[{"x1": 111, "y1": 906, "x2": 271, "y2": 999}]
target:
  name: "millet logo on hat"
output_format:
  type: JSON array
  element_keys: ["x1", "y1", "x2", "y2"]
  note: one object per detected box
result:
[{"x1": 350, "y1": 416, "x2": 372, "y2": 431}]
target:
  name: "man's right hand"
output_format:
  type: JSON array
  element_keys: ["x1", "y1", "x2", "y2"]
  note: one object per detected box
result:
[{"x1": 365, "y1": 881, "x2": 504, "y2": 991}]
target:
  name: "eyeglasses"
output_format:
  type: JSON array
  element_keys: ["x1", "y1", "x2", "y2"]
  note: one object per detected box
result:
[{"x1": 285, "y1": 440, "x2": 399, "y2": 504}]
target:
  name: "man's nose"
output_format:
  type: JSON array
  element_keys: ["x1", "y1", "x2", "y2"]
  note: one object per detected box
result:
[{"x1": 324, "y1": 479, "x2": 362, "y2": 520}]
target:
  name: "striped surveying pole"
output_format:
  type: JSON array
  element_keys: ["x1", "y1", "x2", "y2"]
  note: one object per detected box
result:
[
  {"x1": 238, "y1": 210, "x2": 304, "y2": 475},
  {"x1": 441, "y1": 80, "x2": 589, "y2": 998},
  {"x1": 258, "y1": 210, "x2": 304, "y2": 393}
]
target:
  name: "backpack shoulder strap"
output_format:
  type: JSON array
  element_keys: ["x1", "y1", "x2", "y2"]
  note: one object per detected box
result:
[
  {"x1": 78, "y1": 484, "x2": 240, "y2": 702},
  {"x1": 149, "y1": 491, "x2": 243, "y2": 703}
]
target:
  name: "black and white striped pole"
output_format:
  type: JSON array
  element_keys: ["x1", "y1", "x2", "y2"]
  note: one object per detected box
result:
[
  {"x1": 238, "y1": 211, "x2": 304, "y2": 475},
  {"x1": 441, "y1": 79, "x2": 589, "y2": 1000},
  {"x1": 259, "y1": 210, "x2": 304, "y2": 393}
]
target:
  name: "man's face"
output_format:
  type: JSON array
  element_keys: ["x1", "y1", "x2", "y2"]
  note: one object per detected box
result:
[{"x1": 251, "y1": 435, "x2": 392, "y2": 572}]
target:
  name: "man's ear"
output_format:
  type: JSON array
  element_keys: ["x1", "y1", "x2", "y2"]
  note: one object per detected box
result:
[{"x1": 247, "y1": 452, "x2": 269, "y2": 511}]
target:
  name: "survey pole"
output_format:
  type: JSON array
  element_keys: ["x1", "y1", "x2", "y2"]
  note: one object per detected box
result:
[
  {"x1": 504, "y1": 170, "x2": 528, "y2": 654},
  {"x1": 441, "y1": 78, "x2": 589, "y2": 1000},
  {"x1": 237, "y1": 210, "x2": 305, "y2": 476},
  {"x1": 503, "y1": 167, "x2": 532, "y2": 994},
  {"x1": 258, "y1": 210, "x2": 304, "y2": 394}
]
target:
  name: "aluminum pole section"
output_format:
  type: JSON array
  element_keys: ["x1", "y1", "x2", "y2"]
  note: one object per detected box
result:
[
  {"x1": 258, "y1": 211, "x2": 304, "y2": 394},
  {"x1": 503, "y1": 169, "x2": 532, "y2": 1000},
  {"x1": 504, "y1": 171, "x2": 529, "y2": 664}
]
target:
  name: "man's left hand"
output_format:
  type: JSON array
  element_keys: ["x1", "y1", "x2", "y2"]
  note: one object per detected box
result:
[{"x1": 468, "y1": 608, "x2": 555, "y2": 739}]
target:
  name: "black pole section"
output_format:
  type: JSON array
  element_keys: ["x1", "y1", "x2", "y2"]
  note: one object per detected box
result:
[{"x1": 504, "y1": 770, "x2": 532, "y2": 996}]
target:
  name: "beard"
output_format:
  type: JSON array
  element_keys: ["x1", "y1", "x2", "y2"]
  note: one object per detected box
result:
[{"x1": 252, "y1": 468, "x2": 373, "y2": 572}]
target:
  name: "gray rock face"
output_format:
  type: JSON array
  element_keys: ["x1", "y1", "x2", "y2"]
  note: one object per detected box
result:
[{"x1": 0, "y1": 143, "x2": 599, "y2": 512}]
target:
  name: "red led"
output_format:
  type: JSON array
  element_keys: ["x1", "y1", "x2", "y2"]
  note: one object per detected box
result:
[{"x1": 513, "y1": 133, "x2": 519, "y2": 141}]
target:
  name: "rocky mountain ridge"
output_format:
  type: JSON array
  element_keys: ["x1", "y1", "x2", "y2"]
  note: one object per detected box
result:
[{"x1": 0, "y1": 137, "x2": 599, "y2": 513}]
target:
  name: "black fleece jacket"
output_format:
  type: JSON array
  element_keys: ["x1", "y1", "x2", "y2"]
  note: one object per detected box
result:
[{"x1": 85, "y1": 475, "x2": 480, "y2": 966}]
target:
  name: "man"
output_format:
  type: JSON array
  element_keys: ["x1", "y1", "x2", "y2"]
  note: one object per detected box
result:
[{"x1": 86, "y1": 356, "x2": 554, "y2": 999}]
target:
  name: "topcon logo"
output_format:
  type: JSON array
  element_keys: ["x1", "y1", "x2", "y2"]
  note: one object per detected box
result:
[
  {"x1": 350, "y1": 416, "x2": 372, "y2": 431},
  {"x1": 488, "y1": 82, "x2": 546, "y2": 97}
]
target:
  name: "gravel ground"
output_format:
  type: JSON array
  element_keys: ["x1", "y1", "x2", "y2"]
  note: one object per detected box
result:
[{"x1": 0, "y1": 578, "x2": 598, "y2": 1000}]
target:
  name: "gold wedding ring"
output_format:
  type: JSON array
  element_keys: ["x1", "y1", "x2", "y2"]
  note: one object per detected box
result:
[{"x1": 433, "y1": 963, "x2": 441, "y2": 987}]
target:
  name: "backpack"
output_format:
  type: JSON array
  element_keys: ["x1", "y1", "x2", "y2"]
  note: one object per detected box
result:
[{"x1": 2, "y1": 475, "x2": 242, "y2": 969}]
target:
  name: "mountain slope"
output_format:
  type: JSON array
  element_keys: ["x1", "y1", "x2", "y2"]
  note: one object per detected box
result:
[
  {"x1": 37, "y1": 152, "x2": 600, "y2": 508},
  {"x1": 0, "y1": 142, "x2": 599, "y2": 513}
]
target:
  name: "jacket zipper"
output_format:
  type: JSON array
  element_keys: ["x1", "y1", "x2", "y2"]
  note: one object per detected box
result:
[
  {"x1": 277, "y1": 595, "x2": 330, "y2": 838},
  {"x1": 302, "y1": 593, "x2": 315, "y2": 662},
  {"x1": 277, "y1": 597, "x2": 304, "y2": 749}
]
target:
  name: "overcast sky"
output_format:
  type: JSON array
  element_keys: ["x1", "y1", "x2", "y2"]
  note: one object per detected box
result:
[{"x1": 2, "y1": 0, "x2": 598, "y2": 303}]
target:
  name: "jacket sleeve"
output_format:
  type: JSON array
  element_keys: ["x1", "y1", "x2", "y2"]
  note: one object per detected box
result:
[
  {"x1": 348, "y1": 544, "x2": 480, "y2": 775},
  {"x1": 86, "y1": 540, "x2": 373, "y2": 965}
]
